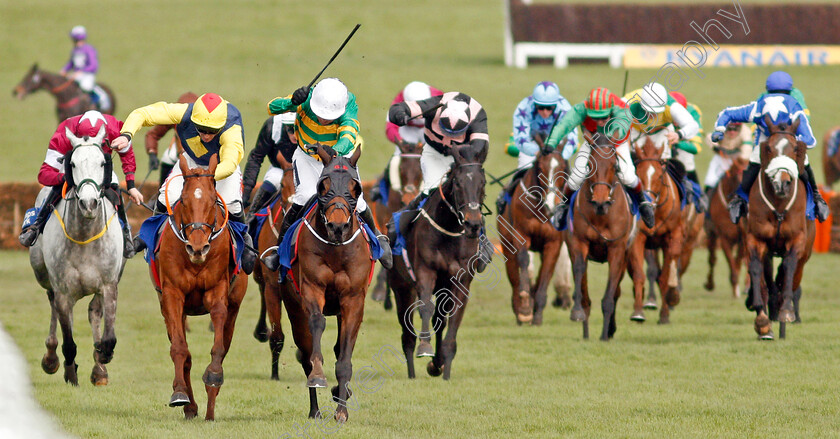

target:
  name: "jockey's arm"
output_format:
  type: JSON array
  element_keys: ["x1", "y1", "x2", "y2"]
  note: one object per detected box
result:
[
  {"x1": 713, "y1": 102, "x2": 755, "y2": 134},
  {"x1": 216, "y1": 125, "x2": 244, "y2": 181},
  {"x1": 113, "y1": 140, "x2": 137, "y2": 189},
  {"x1": 266, "y1": 94, "x2": 295, "y2": 115},
  {"x1": 80, "y1": 45, "x2": 98, "y2": 73},
  {"x1": 332, "y1": 93, "x2": 360, "y2": 156},
  {"x1": 513, "y1": 97, "x2": 539, "y2": 156},
  {"x1": 668, "y1": 102, "x2": 700, "y2": 141},
  {"x1": 38, "y1": 120, "x2": 74, "y2": 187},
  {"x1": 795, "y1": 113, "x2": 817, "y2": 148},
  {"x1": 467, "y1": 108, "x2": 490, "y2": 162},
  {"x1": 546, "y1": 103, "x2": 586, "y2": 149},
  {"x1": 121, "y1": 102, "x2": 189, "y2": 140}
]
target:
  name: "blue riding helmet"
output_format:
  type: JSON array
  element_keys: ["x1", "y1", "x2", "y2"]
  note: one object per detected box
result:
[
  {"x1": 532, "y1": 81, "x2": 560, "y2": 106},
  {"x1": 765, "y1": 71, "x2": 793, "y2": 92}
]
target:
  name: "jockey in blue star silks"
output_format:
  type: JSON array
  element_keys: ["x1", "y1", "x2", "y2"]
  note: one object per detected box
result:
[
  {"x1": 495, "y1": 81, "x2": 577, "y2": 215},
  {"x1": 712, "y1": 71, "x2": 828, "y2": 223}
]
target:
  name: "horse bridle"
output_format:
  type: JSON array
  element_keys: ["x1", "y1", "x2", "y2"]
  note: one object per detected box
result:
[
  {"x1": 439, "y1": 163, "x2": 490, "y2": 226},
  {"x1": 634, "y1": 158, "x2": 670, "y2": 206},
  {"x1": 397, "y1": 152, "x2": 422, "y2": 200},
  {"x1": 169, "y1": 173, "x2": 227, "y2": 244}
]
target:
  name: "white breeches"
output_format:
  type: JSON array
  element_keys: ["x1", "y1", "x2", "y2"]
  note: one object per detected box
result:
[
  {"x1": 159, "y1": 153, "x2": 243, "y2": 215},
  {"x1": 704, "y1": 154, "x2": 732, "y2": 188},
  {"x1": 420, "y1": 146, "x2": 455, "y2": 194},
  {"x1": 74, "y1": 72, "x2": 95, "y2": 92},
  {"x1": 291, "y1": 147, "x2": 367, "y2": 212},
  {"x1": 161, "y1": 140, "x2": 179, "y2": 166},
  {"x1": 673, "y1": 148, "x2": 696, "y2": 172},
  {"x1": 566, "y1": 141, "x2": 638, "y2": 191},
  {"x1": 517, "y1": 152, "x2": 536, "y2": 169},
  {"x1": 388, "y1": 147, "x2": 402, "y2": 191},
  {"x1": 263, "y1": 166, "x2": 284, "y2": 189}
]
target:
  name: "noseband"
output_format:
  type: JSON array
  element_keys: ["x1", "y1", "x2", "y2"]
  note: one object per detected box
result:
[{"x1": 168, "y1": 173, "x2": 228, "y2": 244}]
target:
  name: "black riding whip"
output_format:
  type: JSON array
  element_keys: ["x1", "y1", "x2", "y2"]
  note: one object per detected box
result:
[{"x1": 307, "y1": 24, "x2": 362, "y2": 88}]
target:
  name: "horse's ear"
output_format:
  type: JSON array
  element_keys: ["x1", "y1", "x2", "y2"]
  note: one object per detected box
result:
[
  {"x1": 763, "y1": 114, "x2": 776, "y2": 132},
  {"x1": 790, "y1": 116, "x2": 801, "y2": 134},
  {"x1": 65, "y1": 126, "x2": 79, "y2": 145},
  {"x1": 316, "y1": 144, "x2": 334, "y2": 164},
  {"x1": 30, "y1": 63, "x2": 37, "y2": 73},
  {"x1": 275, "y1": 150, "x2": 291, "y2": 170},
  {"x1": 178, "y1": 153, "x2": 189, "y2": 175},
  {"x1": 451, "y1": 145, "x2": 464, "y2": 166},
  {"x1": 207, "y1": 154, "x2": 218, "y2": 174},
  {"x1": 349, "y1": 145, "x2": 362, "y2": 167},
  {"x1": 93, "y1": 125, "x2": 106, "y2": 146}
]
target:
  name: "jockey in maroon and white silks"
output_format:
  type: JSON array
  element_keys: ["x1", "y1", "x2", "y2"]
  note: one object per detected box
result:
[{"x1": 389, "y1": 91, "x2": 489, "y2": 194}]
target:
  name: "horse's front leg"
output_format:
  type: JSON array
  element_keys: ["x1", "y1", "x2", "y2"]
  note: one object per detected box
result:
[
  {"x1": 41, "y1": 290, "x2": 60, "y2": 375},
  {"x1": 53, "y1": 293, "x2": 79, "y2": 386},
  {"x1": 658, "y1": 230, "x2": 684, "y2": 324},
  {"x1": 628, "y1": 236, "x2": 647, "y2": 322},
  {"x1": 300, "y1": 281, "x2": 328, "y2": 388},
  {"x1": 439, "y1": 286, "x2": 470, "y2": 380},
  {"x1": 511, "y1": 239, "x2": 533, "y2": 324},
  {"x1": 414, "y1": 266, "x2": 437, "y2": 358},
  {"x1": 97, "y1": 283, "x2": 118, "y2": 364},
  {"x1": 601, "y1": 244, "x2": 626, "y2": 340},
  {"x1": 569, "y1": 237, "x2": 589, "y2": 339},
  {"x1": 704, "y1": 226, "x2": 718, "y2": 292},
  {"x1": 160, "y1": 289, "x2": 195, "y2": 417},
  {"x1": 88, "y1": 293, "x2": 107, "y2": 386},
  {"x1": 532, "y1": 240, "x2": 561, "y2": 326},
  {"x1": 644, "y1": 249, "x2": 660, "y2": 309},
  {"x1": 746, "y1": 236, "x2": 772, "y2": 339},
  {"x1": 332, "y1": 291, "x2": 366, "y2": 423},
  {"x1": 778, "y1": 235, "x2": 805, "y2": 324},
  {"x1": 552, "y1": 241, "x2": 573, "y2": 309}
]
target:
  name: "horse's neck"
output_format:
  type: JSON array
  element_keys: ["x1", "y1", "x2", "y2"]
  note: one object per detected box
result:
[
  {"x1": 425, "y1": 187, "x2": 459, "y2": 228},
  {"x1": 40, "y1": 71, "x2": 78, "y2": 101}
]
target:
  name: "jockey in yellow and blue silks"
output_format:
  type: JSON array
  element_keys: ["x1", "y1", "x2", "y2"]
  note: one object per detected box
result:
[
  {"x1": 110, "y1": 92, "x2": 257, "y2": 273},
  {"x1": 712, "y1": 71, "x2": 828, "y2": 223}
]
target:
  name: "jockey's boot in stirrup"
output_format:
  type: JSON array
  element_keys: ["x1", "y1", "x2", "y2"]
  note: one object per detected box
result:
[
  {"x1": 628, "y1": 181, "x2": 656, "y2": 229},
  {"x1": 262, "y1": 203, "x2": 304, "y2": 272},
  {"x1": 19, "y1": 185, "x2": 62, "y2": 247},
  {"x1": 359, "y1": 207, "x2": 393, "y2": 269},
  {"x1": 728, "y1": 162, "x2": 759, "y2": 224},
  {"x1": 115, "y1": 198, "x2": 135, "y2": 259},
  {"x1": 804, "y1": 164, "x2": 830, "y2": 222},
  {"x1": 229, "y1": 211, "x2": 256, "y2": 275},
  {"x1": 687, "y1": 171, "x2": 707, "y2": 213},
  {"x1": 549, "y1": 185, "x2": 575, "y2": 230}
]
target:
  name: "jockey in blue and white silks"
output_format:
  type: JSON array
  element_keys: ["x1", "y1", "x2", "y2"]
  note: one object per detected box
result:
[{"x1": 711, "y1": 71, "x2": 828, "y2": 223}]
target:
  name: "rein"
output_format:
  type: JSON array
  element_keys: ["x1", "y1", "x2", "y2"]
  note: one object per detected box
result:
[
  {"x1": 577, "y1": 182, "x2": 633, "y2": 243},
  {"x1": 416, "y1": 162, "x2": 485, "y2": 236},
  {"x1": 303, "y1": 205, "x2": 363, "y2": 246},
  {"x1": 166, "y1": 173, "x2": 229, "y2": 244}
]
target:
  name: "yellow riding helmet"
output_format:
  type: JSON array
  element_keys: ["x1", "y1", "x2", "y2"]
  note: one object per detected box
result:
[{"x1": 191, "y1": 93, "x2": 228, "y2": 130}]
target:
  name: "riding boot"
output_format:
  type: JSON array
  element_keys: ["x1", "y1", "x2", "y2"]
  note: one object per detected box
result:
[
  {"x1": 686, "y1": 170, "x2": 707, "y2": 213},
  {"x1": 389, "y1": 192, "x2": 428, "y2": 237},
  {"x1": 359, "y1": 207, "x2": 393, "y2": 269},
  {"x1": 228, "y1": 211, "x2": 256, "y2": 275},
  {"x1": 804, "y1": 164, "x2": 830, "y2": 222},
  {"x1": 245, "y1": 184, "x2": 276, "y2": 224},
  {"x1": 19, "y1": 185, "x2": 63, "y2": 247},
  {"x1": 549, "y1": 185, "x2": 576, "y2": 230},
  {"x1": 728, "y1": 162, "x2": 759, "y2": 224},
  {"x1": 262, "y1": 203, "x2": 304, "y2": 272},
  {"x1": 627, "y1": 180, "x2": 656, "y2": 229},
  {"x1": 159, "y1": 163, "x2": 174, "y2": 188},
  {"x1": 113, "y1": 194, "x2": 135, "y2": 259}
]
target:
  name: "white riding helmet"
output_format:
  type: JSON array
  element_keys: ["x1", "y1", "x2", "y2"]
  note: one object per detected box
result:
[
  {"x1": 403, "y1": 81, "x2": 432, "y2": 102},
  {"x1": 310, "y1": 78, "x2": 348, "y2": 121},
  {"x1": 640, "y1": 83, "x2": 668, "y2": 114}
]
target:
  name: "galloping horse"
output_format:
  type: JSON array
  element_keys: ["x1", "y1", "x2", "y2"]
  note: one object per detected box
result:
[
  {"x1": 251, "y1": 153, "x2": 295, "y2": 380},
  {"x1": 13, "y1": 64, "x2": 116, "y2": 122},
  {"x1": 369, "y1": 140, "x2": 424, "y2": 308},
  {"x1": 498, "y1": 141, "x2": 569, "y2": 325},
  {"x1": 745, "y1": 116, "x2": 814, "y2": 340},
  {"x1": 153, "y1": 154, "x2": 248, "y2": 420},
  {"x1": 565, "y1": 133, "x2": 637, "y2": 340},
  {"x1": 280, "y1": 146, "x2": 373, "y2": 422},
  {"x1": 29, "y1": 126, "x2": 123, "y2": 386},
  {"x1": 705, "y1": 155, "x2": 750, "y2": 298},
  {"x1": 821, "y1": 126, "x2": 840, "y2": 188},
  {"x1": 389, "y1": 145, "x2": 487, "y2": 378},
  {"x1": 628, "y1": 137, "x2": 685, "y2": 324}
]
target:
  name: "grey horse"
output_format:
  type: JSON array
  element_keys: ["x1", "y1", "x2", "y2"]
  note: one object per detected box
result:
[{"x1": 29, "y1": 125, "x2": 124, "y2": 386}]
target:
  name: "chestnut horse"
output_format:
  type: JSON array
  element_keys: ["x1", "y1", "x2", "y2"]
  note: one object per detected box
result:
[
  {"x1": 389, "y1": 145, "x2": 488, "y2": 378},
  {"x1": 628, "y1": 137, "x2": 684, "y2": 324},
  {"x1": 744, "y1": 116, "x2": 815, "y2": 340},
  {"x1": 565, "y1": 134, "x2": 637, "y2": 340},
  {"x1": 153, "y1": 154, "x2": 248, "y2": 420},
  {"x1": 369, "y1": 141, "x2": 424, "y2": 308},
  {"x1": 821, "y1": 126, "x2": 840, "y2": 188},
  {"x1": 251, "y1": 153, "x2": 296, "y2": 380},
  {"x1": 498, "y1": 141, "x2": 569, "y2": 325},
  {"x1": 13, "y1": 64, "x2": 116, "y2": 121},
  {"x1": 280, "y1": 146, "x2": 372, "y2": 422},
  {"x1": 704, "y1": 155, "x2": 749, "y2": 298}
]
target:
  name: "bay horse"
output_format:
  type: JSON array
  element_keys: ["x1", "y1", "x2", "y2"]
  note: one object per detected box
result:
[
  {"x1": 251, "y1": 153, "x2": 296, "y2": 380},
  {"x1": 154, "y1": 154, "x2": 248, "y2": 420},
  {"x1": 822, "y1": 126, "x2": 840, "y2": 188},
  {"x1": 389, "y1": 145, "x2": 488, "y2": 379},
  {"x1": 627, "y1": 136, "x2": 685, "y2": 324},
  {"x1": 565, "y1": 133, "x2": 637, "y2": 340},
  {"x1": 744, "y1": 116, "x2": 815, "y2": 340},
  {"x1": 369, "y1": 140, "x2": 424, "y2": 308},
  {"x1": 29, "y1": 126, "x2": 122, "y2": 386},
  {"x1": 13, "y1": 64, "x2": 116, "y2": 122},
  {"x1": 498, "y1": 141, "x2": 569, "y2": 325},
  {"x1": 704, "y1": 155, "x2": 750, "y2": 298},
  {"x1": 280, "y1": 145, "x2": 373, "y2": 422}
]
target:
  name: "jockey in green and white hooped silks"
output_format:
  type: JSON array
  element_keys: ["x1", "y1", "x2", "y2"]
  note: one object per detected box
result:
[
  {"x1": 712, "y1": 71, "x2": 828, "y2": 223},
  {"x1": 547, "y1": 87, "x2": 656, "y2": 229},
  {"x1": 262, "y1": 77, "x2": 393, "y2": 271}
]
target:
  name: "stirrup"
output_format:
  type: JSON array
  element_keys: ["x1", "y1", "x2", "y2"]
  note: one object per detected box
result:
[
  {"x1": 262, "y1": 250, "x2": 280, "y2": 272},
  {"x1": 19, "y1": 227, "x2": 39, "y2": 247},
  {"x1": 728, "y1": 195, "x2": 747, "y2": 224},
  {"x1": 639, "y1": 202, "x2": 656, "y2": 229},
  {"x1": 376, "y1": 234, "x2": 393, "y2": 269},
  {"x1": 122, "y1": 231, "x2": 136, "y2": 259},
  {"x1": 550, "y1": 203, "x2": 569, "y2": 230}
]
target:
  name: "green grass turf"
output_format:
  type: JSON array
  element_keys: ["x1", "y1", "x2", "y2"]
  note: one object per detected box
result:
[{"x1": 2, "y1": 0, "x2": 840, "y2": 437}]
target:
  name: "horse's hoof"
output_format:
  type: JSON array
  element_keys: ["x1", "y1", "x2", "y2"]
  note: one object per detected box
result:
[
  {"x1": 657, "y1": 316, "x2": 670, "y2": 325},
  {"x1": 370, "y1": 288, "x2": 386, "y2": 302},
  {"x1": 335, "y1": 409, "x2": 348, "y2": 424},
  {"x1": 570, "y1": 308, "x2": 586, "y2": 322},
  {"x1": 643, "y1": 301, "x2": 658, "y2": 310},
  {"x1": 551, "y1": 297, "x2": 563, "y2": 308},
  {"x1": 532, "y1": 315, "x2": 543, "y2": 326},
  {"x1": 253, "y1": 327, "x2": 269, "y2": 343},
  {"x1": 41, "y1": 353, "x2": 60, "y2": 375},
  {"x1": 202, "y1": 368, "x2": 224, "y2": 387},
  {"x1": 64, "y1": 363, "x2": 79, "y2": 386},
  {"x1": 778, "y1": 309, "x2": 795, "y2": 323},
  {"x1": 307, "y1": 375, "x2": 327, "y2": 388},
  {"x1": 426, "y1": 361, "x2": 443, "y2": 377},
  {"x1": 630, "y1": 312, "x2": 646, "y2": 322},
  {"x1": 415, "y1": 341, "x2": 434, "y2": 358},
  {"x1": 703, "y1": 281, "x2": 714, "y2": 291},
  {"x1": 758, "y1": 330, "x2": 775, "y2": 341},
  {"x1": 516, "y1": 312, "x2": 533, "y2": 324},
  {"x1": 90, "y1": 364, "x2": 108, "y2": 386},
  {"x1": 169, "y1": 392, "x2": 190, "y2": 407}
]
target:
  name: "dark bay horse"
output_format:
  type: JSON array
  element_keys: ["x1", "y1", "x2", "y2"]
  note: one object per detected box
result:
[
  {"x1": 389, "y1": 145, "x2": 488, "y2": 379},
  {"x1": 745, "y1": 116, "x2": 815, "y2": 340},
  {"x1": 566, "y1": 134, "x2": 638, "y2": 340},
  {"x1": 13, "y1": 64, "x2": 116, "y2": 122},
  {"x1": 628, "y1": 137, "x2": 684, "y2": 324},
  {"x1": 705, "y1": 155, "x2": 750, "y2": 298},
  {"x1": 154, "y1": 154, "x2": 248, "y2": 420},
  {"x1": 251, "y1": 153, "x2": 296, "y2": 380},
  {"x1": 821, "y1": 126, "x2": 840, "y2": 188},
  {"x1": 498, "y1": 141, "x2": 569, "y2": 325},
  {"x1": 369, "y1": 141, "x2": 424, "y2": 308},
  {"x1": 280, "y1": 146, "x2": 373, "y2": 423}
]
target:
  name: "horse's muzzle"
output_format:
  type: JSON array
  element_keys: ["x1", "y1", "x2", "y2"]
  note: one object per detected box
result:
[
  {"x1": 592, "y1": 200, "x2": 613, "y2": 216},
  {"x1": 79, "y1": 197, "x2": 100, "y2": 217},
  {"x1": 185, "y1": 243, "x2": 210, "y2": 263},
  {"x1": 464, "y1": 220, "x2": 482, "y2": 239},
  {"x1": 326, "y1": 220, "x2": 352, "y2": 243}
]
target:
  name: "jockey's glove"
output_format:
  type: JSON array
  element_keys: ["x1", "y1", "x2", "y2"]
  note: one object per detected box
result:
[
  {"x1": 214, "y1": 160, "x2": 237, "y2": 181},
  {"x1": 291, "y1": 86, "x2": 310, "y2": 106},
  {"x1": 711, "y1": 130, "x2": 724, "y2": 143}
]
